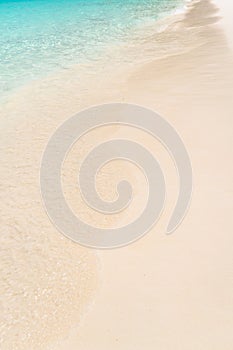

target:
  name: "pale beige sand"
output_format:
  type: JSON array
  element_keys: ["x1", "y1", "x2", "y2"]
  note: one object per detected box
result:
[
  {"x1": 214, "y1": 0, "x2": 233, "y2": 48},
  {"x1": 0, "y1": 0, "x2": 233, "y2": 349}
]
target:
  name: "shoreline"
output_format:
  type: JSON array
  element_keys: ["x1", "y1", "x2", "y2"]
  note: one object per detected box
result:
[
  {"x1": 0, "y1": 0, "x2": 231, "y2": 107},
  {"x1": 1, "y1": 0, "x2": 229, "y2": 109},
  {"x1": 0, "y1": 0, "x2": 190, "y2": 104},
  {"x1": 1, "y1": 0, "x2": 233, "y2": 349}
]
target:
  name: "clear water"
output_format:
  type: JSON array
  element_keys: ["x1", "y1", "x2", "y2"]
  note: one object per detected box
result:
[{"x1": 0, "y1": 0, "x2": 184, "y2": 96}]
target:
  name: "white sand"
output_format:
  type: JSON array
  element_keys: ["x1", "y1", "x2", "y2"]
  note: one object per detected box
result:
[
  {"x1": 0, "y1": 0, "x2": 233, "y2": 349},
  {"x1": 51, "y1": 1, "x2": 233, "y2": 349}
]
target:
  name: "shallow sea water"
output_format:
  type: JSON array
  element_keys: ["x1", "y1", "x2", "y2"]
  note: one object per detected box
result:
[{"x1": 0, "y1": 0, "x2": 184, "y2": 96}]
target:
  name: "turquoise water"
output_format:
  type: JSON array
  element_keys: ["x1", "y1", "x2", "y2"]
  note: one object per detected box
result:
[{"x1": 0, "y1": 0, "x2": 184, "y2": 96}]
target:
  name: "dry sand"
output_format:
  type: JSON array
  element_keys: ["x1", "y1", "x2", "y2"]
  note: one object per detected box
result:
[{"x1": 0, "y1": 0, "x2": 233, "y2": 349}]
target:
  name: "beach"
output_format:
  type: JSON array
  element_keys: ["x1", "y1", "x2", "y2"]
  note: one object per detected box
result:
[{"x1": 0, "y1": 0, "x2": 233, "y2": 349}]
